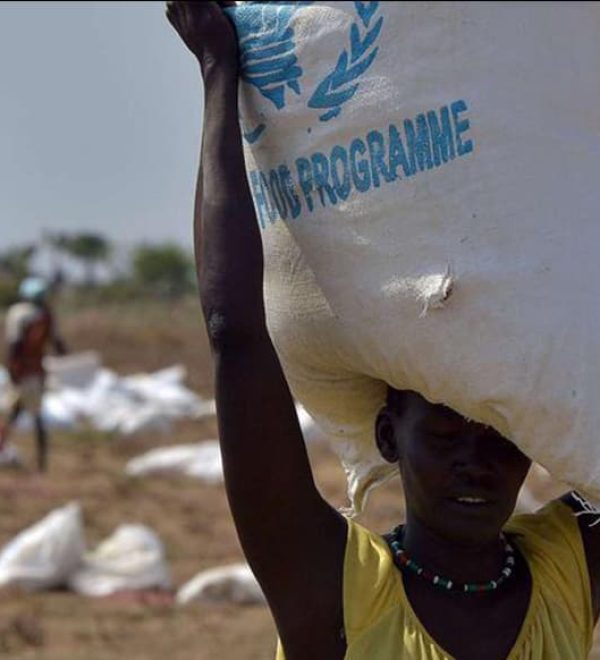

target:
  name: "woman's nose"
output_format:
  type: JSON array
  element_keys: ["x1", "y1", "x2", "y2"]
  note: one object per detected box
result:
[{"x1": 451, "y1": 433, "x2": 494, "y2": 474}]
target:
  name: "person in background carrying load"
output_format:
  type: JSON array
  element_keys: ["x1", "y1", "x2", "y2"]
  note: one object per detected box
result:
[
  {"x1": 167, "y1": 3, "x2": 600, "y2": 658},
  {"x1": 0, "y1": 277, "x2": 67, "y2": 471}
]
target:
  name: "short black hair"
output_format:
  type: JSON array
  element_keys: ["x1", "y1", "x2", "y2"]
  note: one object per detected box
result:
[{"x1": 386, "y1": 387, "x2": 411, "y2": 414}]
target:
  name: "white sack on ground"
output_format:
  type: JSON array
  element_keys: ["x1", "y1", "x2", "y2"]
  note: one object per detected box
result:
[
  {"x1": 0, "y1": 445, "x2": 21, "y2": 467},
  {"x1": 68, "y1": 524, "x2": 171, "y2": 597},
  {"x1": 226, "y1": 2, "x2": 600, "y2": 512},
  {"x1": 125, "y1": 441, "x2": 223, "y2": 483},
  {"x1": 125, "y1": 406, "x2": 324, "y2": 481},
  {"x1": 0, "y1": 357, "x2": 216, "y2": 437},
  {"x1": 176, "y1": 563, "x2": 265, "y2": 606},
  {"x1": 0, "y1": 502, "x2": 85, "y2": 591}
]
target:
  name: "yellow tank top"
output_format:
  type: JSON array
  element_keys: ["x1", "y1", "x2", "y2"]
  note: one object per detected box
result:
[{"x1": 276, "y1": 500, "x2": 593, "y2": 659}]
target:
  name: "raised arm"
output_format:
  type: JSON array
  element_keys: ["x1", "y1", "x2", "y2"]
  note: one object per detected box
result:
[{"x1": 166, "y1": 3, "x2": 347, "y2": 656}]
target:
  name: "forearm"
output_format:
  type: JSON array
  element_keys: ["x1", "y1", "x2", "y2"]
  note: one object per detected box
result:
[
  {"x1": 215, "y1": 341, "x2": 323, "y2": 534},
  {"x1": 196, "y1": 65, "x2": 266, "y2": 346}
]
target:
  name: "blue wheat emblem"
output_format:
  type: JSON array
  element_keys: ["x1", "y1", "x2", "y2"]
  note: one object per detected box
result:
[
  {"x1": 228, "y1": 1, "x2": 384, "y2": 142},
  {"x1": 308, "y1": 1, "x2": 383, "y2": 121},
  {"x1": 228, "y1": 2, "x2": 313, "y2": 111}
]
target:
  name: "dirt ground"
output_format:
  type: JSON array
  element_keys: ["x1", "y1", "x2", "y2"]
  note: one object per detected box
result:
[{"x1": 0, "y1": 299, "x2": 598, "y2": 659}]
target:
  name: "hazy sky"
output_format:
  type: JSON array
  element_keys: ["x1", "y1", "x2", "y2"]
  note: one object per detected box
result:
[{"x1": 1, "y1": 1, "x2": 204, "y2": 251}]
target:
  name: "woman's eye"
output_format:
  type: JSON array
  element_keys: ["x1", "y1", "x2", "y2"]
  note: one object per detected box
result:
[
  {"x1": 426, "y1": 422, "x2": 462, "y2": 437},
  {"x1": 427, "y1": 430, "x2": 459, "y2": 444}
]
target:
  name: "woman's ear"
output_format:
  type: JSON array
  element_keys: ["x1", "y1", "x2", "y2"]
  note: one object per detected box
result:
[{"x1": 375, "y1": 408, "x2": 400, "y2": 464}]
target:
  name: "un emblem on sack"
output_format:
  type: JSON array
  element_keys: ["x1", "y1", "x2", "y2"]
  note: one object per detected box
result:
[{"x1": 227, "y1": 1, "x2": 384, "y2": 143}]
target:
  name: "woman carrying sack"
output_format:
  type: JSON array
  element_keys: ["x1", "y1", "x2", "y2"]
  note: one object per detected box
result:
[{"x1": 166, "y1": 2, "x2": 600, "y2": 657}]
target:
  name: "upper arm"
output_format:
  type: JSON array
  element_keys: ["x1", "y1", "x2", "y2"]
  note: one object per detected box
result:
[
  {"x1": 560, "y1": 491, "x2": 600, "y2": 621},
  {"x1": 212, "y1": 331, "x2": 347, "y2": 653}
]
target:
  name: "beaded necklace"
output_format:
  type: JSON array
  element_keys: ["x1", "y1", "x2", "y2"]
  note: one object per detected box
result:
[{"x1": 388, "y1": 526, "x2": 516, "y2": 593}]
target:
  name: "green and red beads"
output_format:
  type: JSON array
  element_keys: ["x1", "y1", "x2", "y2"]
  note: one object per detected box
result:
[{"x1": 388, "y1": 528, "x2": 515, "y2": 594}]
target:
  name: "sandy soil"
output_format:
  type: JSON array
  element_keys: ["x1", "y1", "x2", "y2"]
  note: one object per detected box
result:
[{"x1": 0, "y1": 299, "x2": 598, "y2": 658}]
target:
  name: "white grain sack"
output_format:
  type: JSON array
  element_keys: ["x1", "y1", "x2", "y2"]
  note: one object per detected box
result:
[{"x1": 227, "y1": 2, "x2": 600, "y2": 513}]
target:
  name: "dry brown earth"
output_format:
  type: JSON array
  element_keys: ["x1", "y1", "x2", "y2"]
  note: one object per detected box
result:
[{"x1": 0, "y1": 300, "x2": 597, "y2": 658}]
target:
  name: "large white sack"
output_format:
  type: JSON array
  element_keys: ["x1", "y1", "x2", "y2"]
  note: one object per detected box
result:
[
  {"x1": 68, "y1": 524, "x2": 171, "y2": 597},
  {"x1": 226, "y1": 2, "x2": 600, "y2": 512},
  {"x1": 176, "y1": 563, "x2": 265, "y2": 606},
  {"x1": 0, "y1": 502, "x2": 85, "y2": 591}
]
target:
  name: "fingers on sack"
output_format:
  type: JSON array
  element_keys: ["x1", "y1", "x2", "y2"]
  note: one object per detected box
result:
[
  {"x1": 181, "y1": 0, "x2": 224, "y2": 17},
  {"x1": 166, "y1": 1, "x2": 197, "y2": 34},
  {"x1": 165, "y1": 1, "x2": 180, "y2": 26}
]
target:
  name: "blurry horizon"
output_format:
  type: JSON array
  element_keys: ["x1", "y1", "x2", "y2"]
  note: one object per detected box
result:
[{"x1": 1, "y1": 1, "x2": 203, "y2": 251}]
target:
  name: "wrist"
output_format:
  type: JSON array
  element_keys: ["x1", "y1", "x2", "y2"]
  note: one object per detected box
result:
[{"x1": 199, "y1": 55, "x2": 238, "y2": 86}]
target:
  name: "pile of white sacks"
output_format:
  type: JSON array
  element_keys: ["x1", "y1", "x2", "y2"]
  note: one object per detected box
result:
[
  {"x1": 0, "y1": 354, "x2": 324, "y2": 604},
  {"x1": 0, "y1": 502, "x2": 264, "y2": 605},
  {"x1": 124, "y1": 404, "x2": 323, "y2": 481},
  {"x1": 0, "y1": 354, "x2": 325, "y2": 604},
  {"x1": 0, "y1": 352, "x2": 216, "y2": 437},
  {"x1": 0, "y1": 352, "x2": 322, "y2": 455}
]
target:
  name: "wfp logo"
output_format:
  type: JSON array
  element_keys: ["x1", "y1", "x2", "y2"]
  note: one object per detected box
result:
[
  {"x1": 226, "y1": 1, "x2": 384, "y2": 143},
  {"x1": 231, "y1": 2, "x2": 311, "y2": 111}
]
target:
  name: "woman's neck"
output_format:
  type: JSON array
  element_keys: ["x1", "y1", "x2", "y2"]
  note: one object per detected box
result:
[{"x1": 400, "y1": 514, "x2": 507, "y2": 584}]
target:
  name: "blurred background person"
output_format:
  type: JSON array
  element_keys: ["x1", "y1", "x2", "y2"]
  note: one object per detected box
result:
[{"x1": 0, "y1": 276, "x2": 67, "y2": 470}]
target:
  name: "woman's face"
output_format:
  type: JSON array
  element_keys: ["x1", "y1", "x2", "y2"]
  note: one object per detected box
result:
[{"x1": 376, "y1": 392, "x2": 531, "y2": 544}]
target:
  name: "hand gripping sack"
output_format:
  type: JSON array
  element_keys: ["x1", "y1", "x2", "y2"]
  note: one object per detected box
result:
[{"x1": 226, "y1": 2, "x2": 600, "y2": 513}]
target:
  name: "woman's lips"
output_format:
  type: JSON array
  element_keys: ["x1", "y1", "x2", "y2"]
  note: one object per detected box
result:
[{"x1": 455, "y1": 496, "x2": 488, "y2": 504}]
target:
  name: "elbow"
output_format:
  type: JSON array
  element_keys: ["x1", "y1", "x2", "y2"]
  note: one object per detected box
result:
[
  {"x1": 204, "y1": 307, "x2": 268, "y2": 353},
  {"x1": 206, "y1": 309, "x2": 229, "y2": 348}
]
